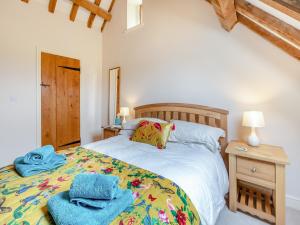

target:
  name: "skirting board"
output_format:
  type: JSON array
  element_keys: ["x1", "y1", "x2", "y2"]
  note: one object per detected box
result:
[{"x1": 286, "y1": 195, "x2": 300, "y2": 211}]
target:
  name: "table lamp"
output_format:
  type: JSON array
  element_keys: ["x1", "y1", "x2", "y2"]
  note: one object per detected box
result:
[
  {"x1": 242, "y1": 111, "x2": 265, "y2": 147},
  {"x1": 120, "y1": 107, "x2": 129, "y2": 124}
]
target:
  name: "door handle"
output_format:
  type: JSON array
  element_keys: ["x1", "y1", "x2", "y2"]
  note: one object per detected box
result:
[{"x1": 40, "y1": 83, "x2": 50, "y2": 87}]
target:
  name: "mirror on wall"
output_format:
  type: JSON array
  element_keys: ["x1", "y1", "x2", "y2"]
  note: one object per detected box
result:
[{"x1": 109, "y1": 67, "x2": 121, "y2": 125}]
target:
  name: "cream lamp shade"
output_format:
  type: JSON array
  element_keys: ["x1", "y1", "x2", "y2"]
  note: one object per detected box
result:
[
  {"x1": 120, "y1": 107, "x2": 129, "y2": 116},
  {"x1": 242, "y1": 111, "x2": 265, "y2": 147},
  {"x1": 242, "y1": 111, "x2": 265, "y2": 128},
  {"x1": 120, "y1": 107, "x2": 129, "y2": 124}
]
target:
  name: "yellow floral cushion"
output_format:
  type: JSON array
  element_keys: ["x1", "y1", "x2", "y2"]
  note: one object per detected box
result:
[{"x1": 131, "y1": 120, "x2": 174, "y2": 149}]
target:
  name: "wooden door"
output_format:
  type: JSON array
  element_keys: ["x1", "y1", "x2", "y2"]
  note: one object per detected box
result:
[
  {"x1": 41, "y1": 52, "x2": 80, "y2": 150},
  {"x1": 41, "y1": 53, "x2": 57, "y2": 147},
  {"x1": 56, "y1": 67, "x2": 80, "y2": 147}
]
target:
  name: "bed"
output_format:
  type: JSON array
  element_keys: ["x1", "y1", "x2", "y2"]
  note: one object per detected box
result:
[{"x1": 0, "y1": 103, "x2": 229, "y2": 225}]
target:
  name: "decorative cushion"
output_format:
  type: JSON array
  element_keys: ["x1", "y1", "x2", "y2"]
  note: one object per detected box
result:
[
  {"x1": 120, "y1": 118, "x2": 168, "y2": 137},
  {"x1": 131, "y1": 120, "x2": 174, "y2": 149}
]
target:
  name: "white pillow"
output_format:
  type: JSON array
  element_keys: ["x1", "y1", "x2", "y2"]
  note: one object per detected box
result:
[
  {"x1": 119, "y1": 129, "x2": 134, "y2": 136},
  {"x1": 119, "y1": 118, "x2": 168, "y2": 136},
  {"x1": 169, "y1": 120, "x2": 225, "y2": 152}
]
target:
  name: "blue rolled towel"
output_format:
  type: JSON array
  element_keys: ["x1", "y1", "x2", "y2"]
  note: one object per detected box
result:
[
  {"x1": 69, "y1": 174, "x2": 120, "y2": 200},
  {"x1": 23, "y1": 145, "x2": 55, "y2": 165},
  {"x1": 48, "y1": 190, "x2": 134, "y2": 225},
  {"x1": 14, "y1": 154, "x2": 66, "y2": 177},
  {"x1": 70, "y1": 189, "x2": 123, "y2": 208}
]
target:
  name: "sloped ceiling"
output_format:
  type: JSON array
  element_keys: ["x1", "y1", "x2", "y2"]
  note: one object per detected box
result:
[
  {"x1": 20, "y1": 0, "x2": 300, "y2": 59},
  {"x1": 210, "y1": 0, "x2": 300, "y2": 60},
  {"x1": 21, "y1": 0, "x2": 115, "y2": 32}
]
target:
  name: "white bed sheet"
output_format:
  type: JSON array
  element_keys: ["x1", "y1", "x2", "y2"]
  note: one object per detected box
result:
[{"x1": 84, "y1": 135, "x2": 228, "y2": 225}]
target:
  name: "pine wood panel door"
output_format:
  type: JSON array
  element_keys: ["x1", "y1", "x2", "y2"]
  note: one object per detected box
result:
[
  {"x1": 41, "y1": 53, "x2": 57, "y2": 148},
  {"x1": 56, "y1": 67, "x2": 80, "y2": 147},
  {"x1": 41, "y1": 52, "x2": 80, "y2": 150}
]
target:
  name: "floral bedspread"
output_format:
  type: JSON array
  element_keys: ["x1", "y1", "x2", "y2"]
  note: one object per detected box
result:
[{"x1": 0, "y1": 147, "x2": 200, "y2": 225}]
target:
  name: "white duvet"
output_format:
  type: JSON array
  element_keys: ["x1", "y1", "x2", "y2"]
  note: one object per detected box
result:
[{"x1": 84, "y1": 135, "x2": 228, "y2": 225}]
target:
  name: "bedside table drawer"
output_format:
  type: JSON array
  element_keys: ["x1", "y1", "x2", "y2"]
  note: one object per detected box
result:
[
  {"x1": 104, "y1": 130, "x2": 116, "y2": 139},
  {"x1": 103, "y1": 128, "x2": 120, "y2": 139},
  {"x1": 237, "y1": 157, "x2": 275, "y2": 183}
]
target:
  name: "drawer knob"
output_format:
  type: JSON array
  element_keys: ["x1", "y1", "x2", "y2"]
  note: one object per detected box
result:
[{"x1": 251, "y1": 167, "x2": 257, "y2": 173}]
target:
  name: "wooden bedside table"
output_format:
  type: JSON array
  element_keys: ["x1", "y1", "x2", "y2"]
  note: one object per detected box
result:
[
  {"x1": 226, "y1": 141, "x2": 288, "y2": 225},
  {"x1": 103, "y1": 127, "x2": 121, "y2": 139}
]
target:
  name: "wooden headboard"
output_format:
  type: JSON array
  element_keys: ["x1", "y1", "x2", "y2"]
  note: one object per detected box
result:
[{"x1": 134, "y1": 103, "x2": 229, "y2": 169}]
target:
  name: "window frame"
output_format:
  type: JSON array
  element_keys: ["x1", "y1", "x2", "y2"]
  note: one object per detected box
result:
[{"x1": 126, "y1": 0, "x2": 144, "y2": 31}]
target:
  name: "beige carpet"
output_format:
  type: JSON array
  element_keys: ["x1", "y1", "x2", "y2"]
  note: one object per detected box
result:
[{"x1": 216, "y1": 207, "x2": 300, "y2": 225}]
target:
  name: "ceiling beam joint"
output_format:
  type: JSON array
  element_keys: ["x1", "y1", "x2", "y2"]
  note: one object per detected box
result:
[
  {"x1": 101, "y1": 0, "x2": 115, "y2": 32},
  {"x1": 211, "y1": 0, "x2": 238, "y2": 31},
  {"x1": 71, "y1": 0, "x2": 111, "y2": 21},
  {"x1": 87, "y1": 0, "x2": 102, "y2": 28}
]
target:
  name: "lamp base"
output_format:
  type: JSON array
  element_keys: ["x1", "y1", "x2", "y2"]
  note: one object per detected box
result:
[
  {"x1": 247, "y1": 127, "x2": 260, "y2": 147},
  {"x1": 122, "y1": 117, "x2": 127, "y2": 125}
]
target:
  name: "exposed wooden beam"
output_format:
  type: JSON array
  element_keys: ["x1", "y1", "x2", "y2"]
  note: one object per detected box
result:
[
  {"x1": 236, "y1": 0, "x2": 300, "y2": 47},
  {"x1": 211, "y1": 0, "x2": 238, "y2": 31},
  {"x1": 21, "y1": 0, "x2": 29, "y2": 3},
  {"x1": 87, "y1": 0, "x2": 102, "y2": 28},
  {"x1": 70, "y1": 3, "x2": 79, "y2": 21},
  {"x1": 260, "y1": 0, "x2": 300, "y2": 22},
  {"x1": 238, "y1": 13, "x2": 300, "y2": 60},
  {"x1": 48, "y1": 0, "x2": 57, "y2": 13},
  {"x1": 207, "y1": 0, "x2": 300, "y2": 59},
  {"x1": 101, "y1": 0, "x2": 115, "y2": 32},
  {"x1": 71, "y1": 0, "x2": 111, "y2": 21}
]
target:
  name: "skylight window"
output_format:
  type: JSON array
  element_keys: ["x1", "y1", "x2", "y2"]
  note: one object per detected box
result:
[{"x1": 127, "y1": 0, "x2": 143, "y2": 30}]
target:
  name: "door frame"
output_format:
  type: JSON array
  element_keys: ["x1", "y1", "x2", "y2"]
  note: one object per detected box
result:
[{"x1": 35, "y1": 47, "x2": 81, "y2": 147}]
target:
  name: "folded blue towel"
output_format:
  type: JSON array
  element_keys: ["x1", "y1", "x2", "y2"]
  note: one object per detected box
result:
[
  {"x1": 48, "y1": 190, "x2": 134, "y2": 225},
  {"x1": 70, "y1": 189, "x2": 123, "y2": 208},
  {"x1": 14, "y1": 154, "x2": 66, "y2": 177},
  {"x1": 23, "y1": 145, "x2": 55, "y2": 165},
  {"x1": 69, "y1": 174, "x2": 119, "y2": 200},
  {"x1": 70, "y1": 197, "x2": 109, "y2": 209}
]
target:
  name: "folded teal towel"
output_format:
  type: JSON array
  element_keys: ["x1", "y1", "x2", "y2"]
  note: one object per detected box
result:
[
  {"x1": 14, "y1": 154, "x2": 66, "y2": 177},
  {"x1": 69, "y1": 174, "x2": 119, "y2": 200},
  {"x1": 48, "y1": 190, "x2": 134, "y2": 225},
  {"x1": 23, "y1": 145, "x2": 55, "y2": 165},
  {"x1": 70, "y1": 189, "x2": 123, "y2": 208},
  {"x1": 70, "y1": 197, "x2": 109, "y2": 209}
]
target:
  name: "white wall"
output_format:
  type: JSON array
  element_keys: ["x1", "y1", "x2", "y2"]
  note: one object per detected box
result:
[
  {"x1": 0, "y1": 0, "x2": 103, "y2": 167},
  {"x1": 102, "y1": 0, "x2": 300, "y2": 208}
]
